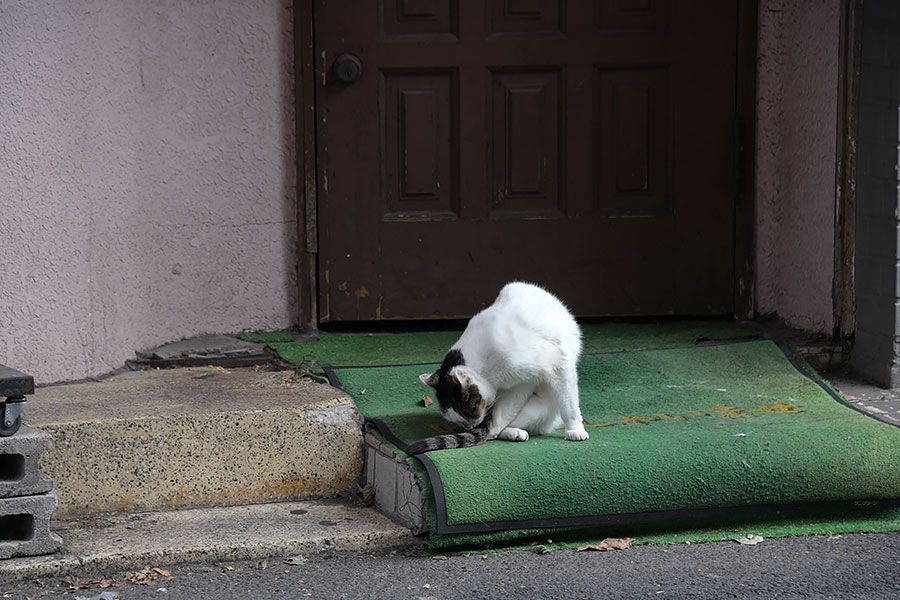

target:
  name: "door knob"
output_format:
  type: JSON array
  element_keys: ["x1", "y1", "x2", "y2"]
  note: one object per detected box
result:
[{"x1": 332, "y1": 54, "x2": 363, "y2": 84}]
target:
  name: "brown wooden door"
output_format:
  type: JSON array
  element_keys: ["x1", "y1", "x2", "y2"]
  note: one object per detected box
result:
[{"x1": 315, "y1": 1, "x2": 737, "y2": 321}]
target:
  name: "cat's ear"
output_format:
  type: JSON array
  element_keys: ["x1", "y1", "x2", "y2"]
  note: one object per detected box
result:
[
  {"x1": 452, "y1": 366, "x2": 475, "y2": 388},
  {"x1": 419, "y1": 372, "x2": 439, "y2": 388}
]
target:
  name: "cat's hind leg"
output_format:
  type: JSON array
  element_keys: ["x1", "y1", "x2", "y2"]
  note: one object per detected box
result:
[
  {"x1": 493, "y1": 387, "x2": 546, "y2": 441},
  {"x1": 509, "y1": 392, "x2": 562, "y2": 436},
  {"x1": 547, "y1": 367, "x2": 588, "y2": 441},
  {"x1": 486, "y1": 383, "x2": 533, "y2": 439}
]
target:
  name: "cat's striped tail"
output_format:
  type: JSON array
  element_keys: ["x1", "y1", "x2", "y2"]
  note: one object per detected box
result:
[{"x1": 405, "y1": 425, "x2": 491, "y2": 455}]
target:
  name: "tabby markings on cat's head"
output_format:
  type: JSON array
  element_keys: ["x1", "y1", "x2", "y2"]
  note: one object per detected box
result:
[{"x1": 419, "y1": 349, "x2": 488, "y2": 429}]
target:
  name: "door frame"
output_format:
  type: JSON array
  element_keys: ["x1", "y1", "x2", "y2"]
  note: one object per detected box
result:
[
  {"x1": 295, "y1": 1, "x2": 318, "y2": 330},
  {"x1": 833, "y1": 0, "x2": 860, "y2": 346},
  {"x1": 734, "y1": 0, "x2": 758, "y2": 320},
  {"x1": 295, "y1": 0, "x2": 759, "y2": 329}
]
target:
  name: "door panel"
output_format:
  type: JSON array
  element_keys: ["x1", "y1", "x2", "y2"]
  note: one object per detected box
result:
[
  {"x1": 490, "y1": 69, "x2": 564, "y2": 217},
  {"x1": 381, "y1": 72, "x2": 458, "y2": 219},
  {"x1": 315, "y1": 0, "x2": 737, "y2": 321},
  {"x1": 595, "y1": 67, "x2": 670, "y2": 216}
]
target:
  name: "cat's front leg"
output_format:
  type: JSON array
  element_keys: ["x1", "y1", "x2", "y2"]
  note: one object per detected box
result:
[
  {"x1": 565, "y1": 425, "x2": 589, "y2": 441},
  {"x1": 497, "y1": 427, "x2": 529, "y2": 442}
]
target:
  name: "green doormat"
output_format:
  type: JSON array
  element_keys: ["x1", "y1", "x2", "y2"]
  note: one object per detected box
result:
[
  {"x1": 328, "y1": 340, "x2": 900, "y2": 545},
  {"x1": 270, "y1": 319, "x2": 753, "y2": 375}
]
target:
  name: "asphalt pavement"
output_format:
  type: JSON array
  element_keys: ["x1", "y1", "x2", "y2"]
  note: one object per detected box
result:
[{"x1": 5, "y1": 531, "x2": 900, "y2": 599}]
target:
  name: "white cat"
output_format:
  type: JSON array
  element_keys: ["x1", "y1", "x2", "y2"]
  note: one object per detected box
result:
[{"x1": 407, "y1": 281, "x2": 588, "y2": 454}]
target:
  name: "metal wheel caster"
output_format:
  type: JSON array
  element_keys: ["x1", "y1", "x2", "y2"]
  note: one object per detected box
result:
[
  {"x1": 1, "y1": 364, "x2": 34, "y2": 437},
  {"x1": 0, "y1": 398, "x2": 25, "y2": 437}
]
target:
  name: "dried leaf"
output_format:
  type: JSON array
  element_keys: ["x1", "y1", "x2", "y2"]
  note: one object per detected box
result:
[
  {"x1": 153, "y1": 568, "x2": 172, "y2": 577},
  {"x1": 431, "y1": 555, "x2": 448, "y2": 561},
  {"x1": 64, "y1": 576, "x2": 92, "y2": 592},
  {"x1": 125, "y1": 567, "x2": 159, "y2": 585},
  {"x1": 735, "y1": 534, "x2": 764, "y2": 545},
  {"x1": 602, "y1": 537, "x2": 634, "y2": 550},
  {"x1": 421, "y1": 395, "x2": 433, "y2": 408},
  {"x1": 576, "y1": 537, "x2": 635, "y2": 552},
  {"x1": 65, "y1": 576, "x2": 118, "y2": 593},
  {"x1": 283, "y1": 556, "x2": 307, "y2": 566},
  {"x1": 355, "y1": 482, "x2": 376, "y2": 506}
]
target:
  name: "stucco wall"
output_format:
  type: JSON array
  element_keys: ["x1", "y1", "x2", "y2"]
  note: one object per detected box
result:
[
  {"x1": 755, "y1": 0, "x2": 840, "y2": 333},
  {"x1": 0, "y1": 1, "x2": 297, "y2": 383}
]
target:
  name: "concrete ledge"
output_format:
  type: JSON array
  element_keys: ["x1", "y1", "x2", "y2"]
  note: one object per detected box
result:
[
  {"x1": 26, "y1": 367, "x2": 365, "y2": 516},
  {"x1": 0, "y1": 499, "x2": 418, "y2": 581}
]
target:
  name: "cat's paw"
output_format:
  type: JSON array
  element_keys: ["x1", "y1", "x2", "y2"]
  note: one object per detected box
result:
[
  {"x1": 565, "y1": 427, "x2": 589, "y2": 441},
  {"x1": 499, "y1": 427, "x2": 530, "y2": 442}
]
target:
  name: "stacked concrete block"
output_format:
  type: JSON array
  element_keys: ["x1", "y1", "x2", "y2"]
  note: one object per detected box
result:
[
  {"x1": 0, "y1": 424, "x2": 62, "y2": 559},
  {"x1": 363, "y1": 433, "x2": 427, "y2": 534}
]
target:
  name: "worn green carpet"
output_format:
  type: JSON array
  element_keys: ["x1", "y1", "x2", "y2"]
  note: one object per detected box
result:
[
  {"x1": 270, "y1": 319, "x2": 752, "y2": 375},
  {"x1": 328, "y1": 338, "x2": 900, "y2": 550}
]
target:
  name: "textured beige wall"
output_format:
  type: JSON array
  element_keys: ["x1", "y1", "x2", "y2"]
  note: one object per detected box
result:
[
  {"x1": 0, "y1": 1, "x2": 297, "y2": 383},
  {"x1": 755, "y1": 0, "x2": 840, "y2": 332}
]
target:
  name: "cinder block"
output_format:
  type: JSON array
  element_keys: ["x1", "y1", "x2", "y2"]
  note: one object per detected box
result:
[
  {"x1": 0, "y1": 425, "x2": 54, "y2": 499},
  {"x1": 365, "y1": 441, "x2": 375, "y2": 483},
  {"x1": 0, "y1": 490, "x2": 63, "y2": 559},
  {"x1": 373, "y1": 450, "x2": 398, "y2": 515},
  {"x1": 395, "y1": 466, "x2": 427, "y2": 534},
  {"x1": 364, "y1": 442, "x2": 428, "y2": 534}
]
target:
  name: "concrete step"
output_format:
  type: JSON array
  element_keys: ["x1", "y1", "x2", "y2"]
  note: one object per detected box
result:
[
  {"x1": 0, "y1": 498, "x2": 418, "y2": 581},
  {"x1": 24, "y1": 366, "x2": 364, "y2": 517}
]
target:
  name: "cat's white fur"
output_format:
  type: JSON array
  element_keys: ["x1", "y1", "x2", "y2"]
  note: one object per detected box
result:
[{"x1": 423, "y1": 281, "x2": 588, "y2": 443}]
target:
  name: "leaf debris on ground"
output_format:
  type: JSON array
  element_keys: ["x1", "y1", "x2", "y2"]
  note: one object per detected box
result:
[
  {"x1": 65, "y1": 576, "x2": 118, "y2": 592},
  {"x1": 124, "y1": 566, "x2": 173, "y2": 586},
  {"x1": 354, "y1": 481, "x2": 376, "y2": 506},
  {"x1": 734, "y1": 534, "x2": 764, "y2": 545},
  {"x1": 576, "y1": 537, "x2": 635, "y2": 552}
]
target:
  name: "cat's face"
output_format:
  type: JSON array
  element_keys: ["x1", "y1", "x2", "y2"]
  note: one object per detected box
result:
[{"x1": 419, "y1": 366, "x2": 491, "y2": 429}]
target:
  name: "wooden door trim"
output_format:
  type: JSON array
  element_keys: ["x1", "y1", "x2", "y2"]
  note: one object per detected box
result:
[
  {"x1": 295, "y1": 0, "x2": 318, "y2": 330},
  {"x1": 833, "y1": 0, "x2": 861, "y2": 344},
  {"x1": 734, "y1": 0, "x2": 758, "y2": 319},
  {"x1": 298, "y1": 0, "x2": 760, "y2": 325}
]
